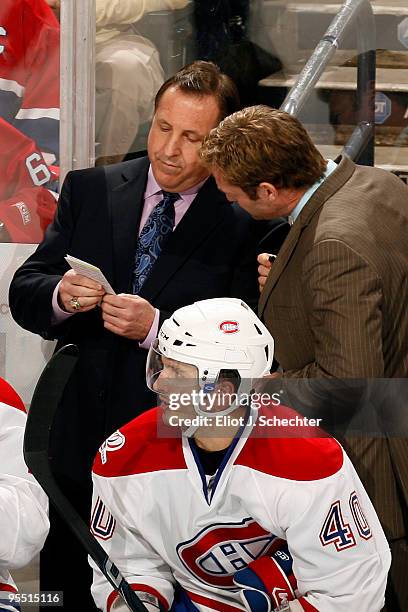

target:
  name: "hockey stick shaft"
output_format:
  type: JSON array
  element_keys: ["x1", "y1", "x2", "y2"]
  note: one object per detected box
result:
[{"x1": 24, "y1": 344, "x2": 148, "y2": 612}]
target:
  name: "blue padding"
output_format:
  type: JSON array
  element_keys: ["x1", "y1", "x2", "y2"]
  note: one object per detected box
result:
[
  {"x1": 234, "y1": 567, "x2": 267, "y2": 592},
  {"x1": 170, "y1": 586, "x2": 200, "y2": 612},
  {"x1": 272, "y1": 548, "x2": 293, "y2": 576},
  {"x1": 241, "y1": 588, "x2": 270, "y2": 612}
]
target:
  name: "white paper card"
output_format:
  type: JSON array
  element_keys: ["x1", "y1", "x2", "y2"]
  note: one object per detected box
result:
[{"x1": 64, "y1": 254, "x2": 116, "y2": 294}]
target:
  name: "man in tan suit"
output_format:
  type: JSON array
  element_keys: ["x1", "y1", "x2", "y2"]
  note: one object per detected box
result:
[{"x1": 200, "y1": 106, "x2": 408, "y2": 610}]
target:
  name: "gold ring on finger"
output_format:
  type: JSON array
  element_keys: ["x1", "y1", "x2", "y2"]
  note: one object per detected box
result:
[{"x1": 70, "y1": 296, "x2": 81, "y2": 311}]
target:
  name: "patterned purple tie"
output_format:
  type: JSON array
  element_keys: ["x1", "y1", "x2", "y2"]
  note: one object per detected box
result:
[{"x1": 132, "y1": 191, "x2": 179, "y2": 294}]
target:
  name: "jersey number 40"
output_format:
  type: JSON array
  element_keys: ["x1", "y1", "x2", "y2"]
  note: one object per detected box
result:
[{"x1": 320, "y1": 491, "x2": 372, "y2": 552}]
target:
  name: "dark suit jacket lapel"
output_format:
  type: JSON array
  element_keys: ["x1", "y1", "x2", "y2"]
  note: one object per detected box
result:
[
  {"x1": 259, "y1": 155, "x2": 356, "y2": 317},
  {"x1": 141, "y1": 176, "x2": 226, "y2": 303},
  {"x1": 106, "y1": 158, "x2": 149, "y2": 293}
]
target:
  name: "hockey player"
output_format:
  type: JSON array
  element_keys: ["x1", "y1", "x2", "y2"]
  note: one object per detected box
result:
[
  {"x1": 0, "y1": 117, "x2": 57, "y2": 242},
  {"x1": 0, "y1": 377, "x2": 49, "y2": 612},
  {"x1": 0, "y1": 0, "x2": 59, "y2": 242},
  {"x1": 90, "y1": 298, "x2": 390, "y2": 612},
  {"x1": 0, "y1": 0, "x2": 60, "y2": 164}
]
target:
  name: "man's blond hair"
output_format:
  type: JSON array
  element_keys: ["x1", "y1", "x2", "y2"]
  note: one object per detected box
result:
[{"x1": 200, "y1": 106, "x2": 327, "y2": 198}]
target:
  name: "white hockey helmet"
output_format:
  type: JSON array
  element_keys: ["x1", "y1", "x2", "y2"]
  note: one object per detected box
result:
[{"x1": 146, "y1": 297, "x2": 273, "y2": 398}]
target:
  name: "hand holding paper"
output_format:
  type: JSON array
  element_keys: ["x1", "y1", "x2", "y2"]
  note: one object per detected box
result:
[
  {"x1": 64, "y1": 255, "x2": 116, "y2": 295},
  {"x1": 57, "y1": 255, "x2": 113, "y2": 314}
]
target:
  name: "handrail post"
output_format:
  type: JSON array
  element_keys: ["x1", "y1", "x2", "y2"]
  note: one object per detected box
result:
[
  {"x1": 355, "y1": 1, "x2": 376, "y2": 165},
  {"x1": 280, "y1": 0, "x2": 376, "y2": 165}
]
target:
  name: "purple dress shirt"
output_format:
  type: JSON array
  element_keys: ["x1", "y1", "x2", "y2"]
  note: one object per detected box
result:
[{"x1": 51, "y1": 165, "x2": 206, "y2": 349}]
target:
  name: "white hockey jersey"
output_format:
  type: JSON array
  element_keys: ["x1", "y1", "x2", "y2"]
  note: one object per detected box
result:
[
  {"x1": 0, "y1": 378, "x2": 49, "y2": 611},
  {"x1": 91, "y1": 405, "x2": 391, "y2": 612}
]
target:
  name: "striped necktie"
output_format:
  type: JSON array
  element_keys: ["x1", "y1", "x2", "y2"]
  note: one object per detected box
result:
[{"x1": 132, "y1": 191, "x2": 179, "y2": 294}]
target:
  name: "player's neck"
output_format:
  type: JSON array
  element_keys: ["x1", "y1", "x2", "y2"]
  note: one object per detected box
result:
[
  {"x1": 194, "y1": 405, "x2": 247, "y2": 451},
  {"x1": 194, "y1": 435, "x2": 234, "y2": 452}
]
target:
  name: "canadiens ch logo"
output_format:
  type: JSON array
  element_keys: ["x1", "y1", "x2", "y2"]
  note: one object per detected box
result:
[
  {"x1": 219, "y1": 320, "x2": 239, "y2": 334},
  {"x1": 99, "y1": 430, "x2": 125, "y2": 464},
  {"x1": 177, "y1": 517, "x2": 280, "y2": 588}
]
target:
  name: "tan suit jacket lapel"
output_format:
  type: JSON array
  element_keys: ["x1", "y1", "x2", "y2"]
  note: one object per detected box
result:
[{"x1": 258, "y1": 155, "x2": 356, "y2": 317}]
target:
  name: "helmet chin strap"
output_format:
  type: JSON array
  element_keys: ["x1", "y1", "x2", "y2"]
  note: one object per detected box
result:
[
  {"x1": 181, "y1": 423, "x2": 199, "y2": 438},
  {"x1": 181, "y1": 390, "x2": 243, "y2": 439}
]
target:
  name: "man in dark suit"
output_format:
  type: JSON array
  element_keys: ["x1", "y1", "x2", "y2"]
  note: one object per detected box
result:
[
  {"x1": 9, "y1": 62, "x2": 265, "y2": 610},
  {"x1": 201, "y1": 105, "x2": 408, "y2": 611}
]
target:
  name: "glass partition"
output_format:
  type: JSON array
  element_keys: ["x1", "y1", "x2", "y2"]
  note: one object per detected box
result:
[
  {"x1": 2, "y1": 0, "x2": 408, "y2": 402},
  {"x1": 91, "y1": 0, "x2": 408, "y2": 181},
  {"x1": 0, "y1": 0, "x2": 60, "y2": 401},
  {"x1": 0, "y1": 0, "x2": 60, "y2": 244},
  {"x1": 2, "y1": 0, "x2": 407, "y2": 605},
  {"x1": 94, "y1": 1, "x2": 195, "y2": 164},
  {"x1": 252, "y1": 0, "x2": 408, "y2": 181},
  {"x1": 92, "y1": 0, "x2": 283, "y2": 163}
]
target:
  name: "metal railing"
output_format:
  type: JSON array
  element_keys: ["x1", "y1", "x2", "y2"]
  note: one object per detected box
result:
[{"x1": 280, "y1": 0, "x2": 376, "y2": 166}]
